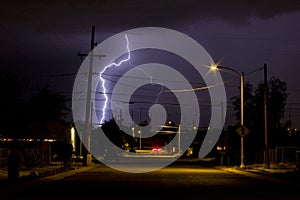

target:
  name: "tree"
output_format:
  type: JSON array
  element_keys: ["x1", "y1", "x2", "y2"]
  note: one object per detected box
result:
[
  {"x1": 0, "y1": 70, "x2": 25, "y2": 138},
  {"x1": 0, "y1": 70, "x2": 69, "y2": 140},
  {"x1": 231, "y1": 83, "x2": 256, "y2": 128},
  {"x1": 25, "y1": 87, "x2": 69, "y2": 139},
  {"x1": 231, "y1": 76, "x2": 287, "y2": 157}
]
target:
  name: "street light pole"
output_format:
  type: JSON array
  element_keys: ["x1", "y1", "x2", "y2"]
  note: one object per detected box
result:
[
  {"x1": 82, "y1": 26, "x2": 95, "y2": 166},
  {"x1": 178, "y1": 125, "x2": 181, "y2": 154},
  {"x1": 77, "y1": 26, "x2": 106, "y2": 166},
  {"x1": 138, "y1": 130, "x2": 142, "y2": 150},
  {"x1": 240, "y1": 72, "x2": 246, "y2": 169},
  {"x1": 211, "y1": 65, "x2": 246, "y2": 169}
]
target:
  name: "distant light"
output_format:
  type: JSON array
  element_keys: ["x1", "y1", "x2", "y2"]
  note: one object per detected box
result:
[
  {"x1": 43, "y1": 139, "x2": 56, "y2": 142},
  {"x1": 0, "y1": 138, "x2": 13, "y2": 142}
]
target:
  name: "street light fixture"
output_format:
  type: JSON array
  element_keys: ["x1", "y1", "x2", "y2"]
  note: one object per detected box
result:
[
  {"x1": 210, "y1": 65, "x2": 246, "y2": 169},
  {"x1": 70, "y1": 127, "x2": 76, "y2": 151}
]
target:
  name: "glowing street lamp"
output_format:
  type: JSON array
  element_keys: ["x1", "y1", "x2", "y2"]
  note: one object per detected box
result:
[
  {"x1": 132, "y1": 127, "x2": 135, "y2": 138},
  {"x1": 70, "y1": 127, "x2": 76, "y2": 151},
  {"x1": 210, "y1": 64, "x2": 246, "y2": 169}
]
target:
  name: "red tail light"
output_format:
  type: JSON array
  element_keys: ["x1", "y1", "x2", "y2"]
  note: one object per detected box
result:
[{"x1": 152, "y1": 148, "x2": 162, "y2": 152}]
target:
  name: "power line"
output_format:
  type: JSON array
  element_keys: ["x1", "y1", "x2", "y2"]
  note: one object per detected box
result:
[
  {"x1": 195, "y1": 35, "x2": 300, "y2": 42},
  {"x1": 245, "y1": 67, "x2": 263, "y2": 76}
]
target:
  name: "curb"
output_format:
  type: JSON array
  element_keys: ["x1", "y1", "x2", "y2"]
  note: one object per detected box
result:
[{"x1": 35, "y1": 165, "x2": 96, "y2": 182}]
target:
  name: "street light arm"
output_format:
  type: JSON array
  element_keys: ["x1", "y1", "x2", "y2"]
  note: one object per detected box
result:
[{"x1": 217, "y1": 66, "x2": 241, "y2": 76}]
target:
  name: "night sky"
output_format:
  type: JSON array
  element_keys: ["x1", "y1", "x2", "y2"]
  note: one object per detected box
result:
[{"x1": 1, "y1": 0, "x2": 300, "y2": 128}]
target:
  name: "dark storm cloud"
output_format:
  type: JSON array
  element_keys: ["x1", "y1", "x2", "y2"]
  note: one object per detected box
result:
[
  {"x1": 1, "y1": 0, "x2": 299, "y2": 128},
  {"x1": 1, "y1": 0, "x2": 300, "y2": 33}
]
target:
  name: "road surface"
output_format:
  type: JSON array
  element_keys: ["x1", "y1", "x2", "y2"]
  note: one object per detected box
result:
[{"x1": 1, "y1": 161, "x2": 299, "y2": 200}]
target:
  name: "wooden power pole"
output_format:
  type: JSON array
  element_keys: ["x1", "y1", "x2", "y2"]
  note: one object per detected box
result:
[
  {"x1": 78, "y1": 26, "x2": 105, "y2": 166},
  {"x1": 264, "y1": 63, "x2": 270, "y2": 169}
]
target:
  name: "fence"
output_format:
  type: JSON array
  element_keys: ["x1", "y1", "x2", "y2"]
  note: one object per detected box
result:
[
  {"x1": 274, "y1": 146, "x2": 300, "y2": 165},
  {"x1": 0, "y1": 148, "x2": 8, "y2": 168},
  {"x1": 248, "y1": 146, "x2": 300, "y2": 165},
  {"x1": 219, "y1": 146, "x2": 300, "y2": 166},
  {"x1": 0, "y1": 143, "x2": 51, "y2": 169}
]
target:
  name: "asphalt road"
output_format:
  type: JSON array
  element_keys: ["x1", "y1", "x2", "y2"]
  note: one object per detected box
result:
[{"x1": 1, "y1": 161, "x2": 300, "y2": 200}]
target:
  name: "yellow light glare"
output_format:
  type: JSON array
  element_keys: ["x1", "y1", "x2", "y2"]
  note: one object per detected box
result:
[
  {"x1": 71, "y1": 127, "x2": 76, "y2": 150},
  {"x1": 210, "y1": 64, "x2": 219, "y2": 71}
]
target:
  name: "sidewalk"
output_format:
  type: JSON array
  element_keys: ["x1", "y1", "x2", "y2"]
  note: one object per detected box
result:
[
  {"x1": 218, "y1": 163, "x2": 300, "y2": 188},
  {"x1": 0, "y1": 161, "x2": 92, "y2": 183},
  {"x1": 220, "y1": 163, "x2": 297, "y2": 174},
  {"x1": 245, "y1": 163, "x2": 297, "y2": 173}
]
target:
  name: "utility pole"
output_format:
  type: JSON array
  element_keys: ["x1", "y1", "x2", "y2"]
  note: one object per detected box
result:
[
  {"x1": 83, "y1": 25, "x2": 95, "y2": 166},
  {"x1": 264, "y1": 63, "x2": 270, "y2": 168},
  {"x1": 178, "y1": 125, "x2": 181, "y2": 154},
  {"x1": 240, "y1": 71, "x2": 246, "y2": 169},
  {"x1": 78, "y1": 26, "x2": 105, "y2": 166}
]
